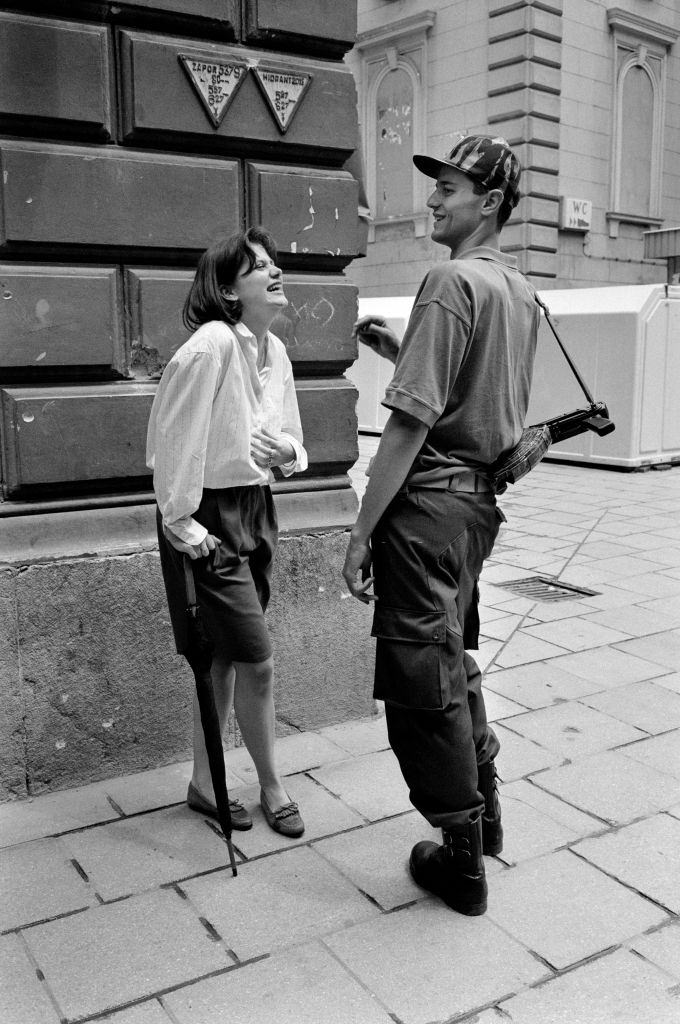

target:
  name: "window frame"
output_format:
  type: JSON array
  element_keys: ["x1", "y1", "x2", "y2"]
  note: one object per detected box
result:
[
  {"x1": 354, "y1": 11, "x2": 436, "y2": 242},
  {"x1": 606, "y1": 7, "x2": 678, "y2": 238}
]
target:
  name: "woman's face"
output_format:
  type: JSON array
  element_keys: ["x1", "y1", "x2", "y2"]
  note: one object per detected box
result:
[{"x1": 228, "y1": 243, "x2": 287, "y2": 320}]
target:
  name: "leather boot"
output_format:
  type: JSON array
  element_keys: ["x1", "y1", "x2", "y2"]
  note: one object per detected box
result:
[
  {"x1": 409, "y1": 816, "x2": 487, "y2": 916},
  {"x1": 478, "y1": 759, "x2": 503, "y2": 856}
]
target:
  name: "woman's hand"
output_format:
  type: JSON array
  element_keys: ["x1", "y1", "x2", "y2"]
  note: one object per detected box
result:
[
  {"x1": 251, "y1": 427, "x2": 295, "y2": 470},
  {"x1": 164, "y1": 529, "x2": 220, "y2": 561},
  {"x1": 352, "y1": 316, "x2": 401, "y2": 364}
]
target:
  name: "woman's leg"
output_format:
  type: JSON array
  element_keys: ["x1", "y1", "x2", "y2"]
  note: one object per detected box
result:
[
  {"x1": 233, "y1": 656, "x2": 289, "y2": 809},
  {"x1": 190, "y1": 653, "x2": 235, "y2": 800}
]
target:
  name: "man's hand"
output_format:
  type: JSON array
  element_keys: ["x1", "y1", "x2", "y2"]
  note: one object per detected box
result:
[
  {"x1": 343, "y1": 533, "x2": 377, "y2": 603},
  {"x1": 251, "y1": 427, "x2": 295, "y2": 470},
  {"x1": 352, "y1": 316, "x2": 401, "y2": 364},
  {"x1": 165, "y1": 529, "x2": 220, "y2": 561}
]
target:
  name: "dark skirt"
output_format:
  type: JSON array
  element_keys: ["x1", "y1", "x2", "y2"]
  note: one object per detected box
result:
[{"x1": 157, "y1": 485, "x2": 278, "y2": 663}]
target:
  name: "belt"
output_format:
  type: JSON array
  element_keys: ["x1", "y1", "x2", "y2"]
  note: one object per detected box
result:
[
  {"x1": 403, "y1": 473, "x2": 494, "y2": 495},
  {"x1": 450, "y1": 473, "x2": 494, "y2": 493}
]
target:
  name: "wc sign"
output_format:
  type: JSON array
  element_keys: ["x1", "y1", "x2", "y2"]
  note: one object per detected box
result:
[{"x1": 559, "y1": 196, "x2": 592, "y2": 232}]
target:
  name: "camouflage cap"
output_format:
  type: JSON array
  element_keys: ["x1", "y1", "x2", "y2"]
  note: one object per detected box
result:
[{"x1": 413, "y1": 135, "x2": 521, "y2": 208}]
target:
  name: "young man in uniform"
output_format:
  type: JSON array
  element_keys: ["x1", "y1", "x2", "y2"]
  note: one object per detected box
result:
[{"x1": 343, "y1": 135, "x2": 540, "y2": 916}]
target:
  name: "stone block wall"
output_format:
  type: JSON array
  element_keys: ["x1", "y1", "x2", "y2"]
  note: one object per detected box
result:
[{"x1": 0, "y1": 523, "x2": 375, "y2": 799}]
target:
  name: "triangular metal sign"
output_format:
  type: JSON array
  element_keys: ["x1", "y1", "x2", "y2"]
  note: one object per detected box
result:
[
  {"x1": 253, "y1": 67, "x2": 312, "y2": 133},
  {"x1": 179, "y1": 54, "x2": 248, "y2": 129}
]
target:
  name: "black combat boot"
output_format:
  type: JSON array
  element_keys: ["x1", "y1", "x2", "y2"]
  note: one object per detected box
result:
[
  {"x1": 409, "y1": 816, "x2": 487, "y2": 916},
  {"x1": 478, "y1": 759, "x2": 503, "y2": 856}
]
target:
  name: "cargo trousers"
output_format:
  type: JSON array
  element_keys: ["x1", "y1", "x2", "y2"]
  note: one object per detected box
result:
[{"x1": 371, "y1": 483, "x2": 503, "y2": 830}]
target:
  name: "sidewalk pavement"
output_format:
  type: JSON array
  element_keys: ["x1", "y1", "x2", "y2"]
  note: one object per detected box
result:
[{"x1": 2, "y1": 441, "x2": 680, "y2": 1024}]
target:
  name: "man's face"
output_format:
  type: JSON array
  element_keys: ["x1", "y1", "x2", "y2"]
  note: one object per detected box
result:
[{"x1": 426, "y1": 167, "x2": 487, "y2": 251}]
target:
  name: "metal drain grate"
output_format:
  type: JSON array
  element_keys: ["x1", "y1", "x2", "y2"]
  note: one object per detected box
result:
[{"x1": 494, "y1": 576, "x2": 600, "y2": 602}]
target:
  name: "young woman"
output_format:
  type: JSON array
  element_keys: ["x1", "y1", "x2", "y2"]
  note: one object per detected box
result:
[{"x1": 146, "y1": 227, "x2": 308, "y2": 837}]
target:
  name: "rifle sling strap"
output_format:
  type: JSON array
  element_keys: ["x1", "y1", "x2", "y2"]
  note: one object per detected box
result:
[{"x1": 534, "y1": 294, "x2": 595, "y2": 406}]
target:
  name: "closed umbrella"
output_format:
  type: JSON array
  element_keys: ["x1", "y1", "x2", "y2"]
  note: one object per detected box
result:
[{"x1": 183, "y1": 555, "x2": 238, "y2": 877}]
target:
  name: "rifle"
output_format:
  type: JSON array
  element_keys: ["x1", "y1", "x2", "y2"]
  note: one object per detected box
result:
[
  {"x1": 532, "y1": 297, "x2": 615, "y2": 444},
  {"x1": 492, "y1": 297, "x2": 615, "y2": 491},
  {"x1": 541, "y1": 401, "x2": 615, "y2": 444}
]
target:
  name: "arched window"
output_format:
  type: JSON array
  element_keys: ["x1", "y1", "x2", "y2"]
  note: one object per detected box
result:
[
  {"x1": 607, "y1": 9, "x2": 677, "y2": 238},
  {"x1": 374, "y1": 65, "x2": 414, "y2": 221},
  {"x1": 353, "y1": 11, "x2": 435, "y2": 241},
  {"x1": 619, "y1": 64, "x2": 654, "y2": 215}
]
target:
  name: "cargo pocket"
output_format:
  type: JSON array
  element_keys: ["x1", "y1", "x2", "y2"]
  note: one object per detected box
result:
[{"x1": 371, "y1": 605, "x2": 448, "y2": 711}]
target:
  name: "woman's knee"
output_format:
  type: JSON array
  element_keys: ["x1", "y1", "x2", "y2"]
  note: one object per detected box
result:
[{"x1": 236, "y1": 656, "x2": 274, "y2": 694}]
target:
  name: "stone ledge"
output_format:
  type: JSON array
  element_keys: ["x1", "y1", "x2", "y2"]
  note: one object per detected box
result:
[{"x1": 0, "y1": 488, "x2": 358, "y2": 566}]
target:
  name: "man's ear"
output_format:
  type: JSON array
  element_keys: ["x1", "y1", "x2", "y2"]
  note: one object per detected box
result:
[{"x1": 481, "y1": 189, "x2": 504, "y2": 219}]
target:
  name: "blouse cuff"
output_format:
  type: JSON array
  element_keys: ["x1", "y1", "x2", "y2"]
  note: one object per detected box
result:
[
  {"x1": 164, "y1": 515, "x2": 208, "y2": 547},
  {"x1": 279, "y1": 434, "x2": 308, "y2": 477}
]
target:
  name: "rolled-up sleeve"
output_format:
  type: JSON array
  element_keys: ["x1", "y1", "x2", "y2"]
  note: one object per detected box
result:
[
  {"x1": 382, "y1": 266, "x2": 472, "y2": 427},
  {"x1": 148, "y1": 350, "x2": 220, "y2": 544},
  {"x1": 383, "y1": 299, "x2": 472, "y2": 427}
]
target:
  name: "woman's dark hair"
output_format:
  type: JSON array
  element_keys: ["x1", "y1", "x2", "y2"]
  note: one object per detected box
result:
[{"x1": 182, "y1": 226, "x2": 278, "y2": 331}]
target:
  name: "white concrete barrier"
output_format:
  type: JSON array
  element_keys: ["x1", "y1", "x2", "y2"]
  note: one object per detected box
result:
[{"x1": 351, "y1": 285, "x2": 680, "y2": 469}]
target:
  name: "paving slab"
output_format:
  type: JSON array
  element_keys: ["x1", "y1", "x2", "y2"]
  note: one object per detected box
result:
[
  {"x1": 0, "y1": 836, "x2": 95, "y2": 931},
  {"x1": 631, "y1": 922, "x2": 680, "y2": 979},
  {"x1": 523, "y1": 598, "x2": 601, "y2": 622},
  {"x1": 23, "y1": 889, "x2": 228, "y2": 1021},
  {"x1": 473, "y1": 638, "x2": 503, "y2": 671},
  {"x1": 655, "y1": 671, "x2": 680, "y2": 694},
  {"x1": 484, "y1": 688, "x2": 527, "y2": 722},
  {"x1": 498, "y1": 947, "x2": 680, "y2": 1024},
  {"x1": 104, "y1": 761, "x2": 239, "y2": 816},
  {"x1": 480, "y1": 613, "x2": 529, "y2": 642},
  {"x1": 308, "y1": 748, "x2": 411, "y2": 821},
  {"x1": 613, "y1": 531, "x2": 678, "y2": 549},
  {"x1": 225, "y1": 773, "x2": 365, "y2": 858},
  {"x1": 313, "y1": 811, "x2": 441, "y2": 910},
  {"x1": 498, "y1": 780, "x2": 604, "y2": 864},
  {"x1": 325, "y1": 900, "x2": 549, "y2": 1024},
  {"x1": 580, "y1": 554, "x2": 672, "y2": 578},
  {"x1": 619, "y1": 729, "x2": 680, "y2": 776},
  {"x1": 487, "y1": 849, "x2": 667, "y2": 970},
  {"x1": 484, "y1": 661, "x2": 597, "y2": 708},
  {"x1": 581, "y1": 583, "x2": 652, "y2": 610},
  {"x1": 533, "y1": 750, "x2": 680, "y2": 826},
  {"x1": 612, "y1": 574, "x2": 680, "y2": 598},
  {"x1": 99, "y1": 1003, "x2": 173, "y2": 1024},
  {"x1": 480, "y1": 602, "x2": 520, "y2": 624},
  {"x1": 164, "y1": 942, "x2": 393, "y2": 1024},
  {"x1": 613, "y1": 630, "x2": 680, "y2": 671},
  {"x1": 581, "y1": 680, "x2": 680, "y2": 734},
  {"x1": 494, "y1": 632, "x2": 569, "y2": 668},
  {"x1": 221, "y1": 730, "x2": 349, "y2": 785},
  {"x1": 62, "y1": 805, "x2": 236, "y2": 900},
  {"x1": 0, "y1": 783, "x2": 119, "y2": 849},
  {"x1": 521, "y1": 617, "x2": 632, "y2": 651},
  {"x1": 493, "y1": 723, "x2": 565, "y2": 781},
  {"x1": 578, "y1": 540, "x2": 644, "y2": 559},
  {"x1": 180, "y1": 845, "x2": 378, "y2": 960},
  {"x1": 104, "y1": 762, "x2": 191, "y2": 815},
  {"x1": 501, "y1": 700, "x2": 645, "y2": 757},
  {"x1": 317, "y1": 714, "x2": 389, "y2": 756},
  {"x1": 574, "y1": 813, "x2": 680, "y2": 913},
  {"x1": 547, "y1": 646, "x2": 670, "y2": 689},
  {"x1": 0, "y1": 933, "x2": 61, "y2": 1024}
]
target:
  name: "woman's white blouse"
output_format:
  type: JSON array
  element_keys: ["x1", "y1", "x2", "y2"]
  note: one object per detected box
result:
[{"x1": 146, "y1": 320, "x2": 307, "y2": 546}]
